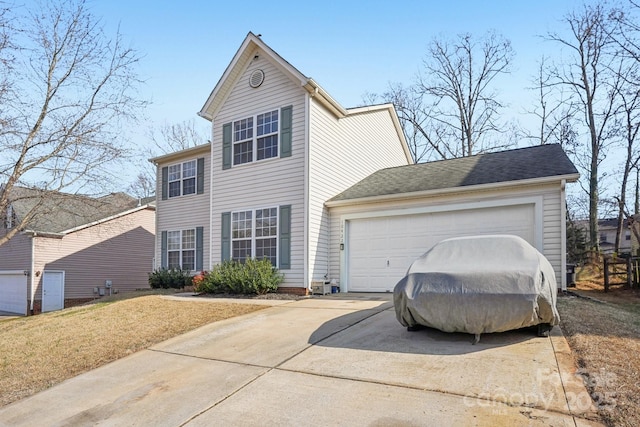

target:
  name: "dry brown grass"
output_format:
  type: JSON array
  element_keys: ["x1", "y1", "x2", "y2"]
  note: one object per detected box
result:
[
  {"x1": 559, "y1": 264, "x2": 640, "y2": 427},
  {"x1": 0, "y1": 294, "x2": 267, "y2": 407}
]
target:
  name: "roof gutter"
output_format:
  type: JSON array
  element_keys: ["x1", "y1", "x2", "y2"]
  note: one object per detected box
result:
[
  {"x1": 303, "y1": 79, "x2": 347, "y2": 118},
  {"x1": 325, "y1": 173, "x2": 581, "y2": 208},
  {"x1": 149, "y1": 143, "x2": 212, "y2": 165},
  {"x1": 29, "y1": 233, "x2": 36, "y2": 314}
]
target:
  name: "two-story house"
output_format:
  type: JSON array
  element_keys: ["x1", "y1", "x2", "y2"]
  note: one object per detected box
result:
[{"x1": 152, "y1": 32, "x2": 579, "y2": 294}]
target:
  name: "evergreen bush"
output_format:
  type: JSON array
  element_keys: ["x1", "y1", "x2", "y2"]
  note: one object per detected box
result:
[
  {"x1": 148, "y1": 268, "x2": 193, "y2": 289},
  {"x1": 200, "y1": 259, "x2": 283, "y2": 295}
]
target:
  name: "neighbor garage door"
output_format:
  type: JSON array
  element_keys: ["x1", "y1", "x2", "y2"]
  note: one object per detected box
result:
[
  {"x1": 347, "y1": 204, "x2": 535, "y2": 292},
  {"x1": 0, "y1": 271, "x2": 27, "y2": 315}
]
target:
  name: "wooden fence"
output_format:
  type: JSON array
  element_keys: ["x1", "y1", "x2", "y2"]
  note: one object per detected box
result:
[{"x1": 603, "y1": 256, "x2": 636, "y2": 292}]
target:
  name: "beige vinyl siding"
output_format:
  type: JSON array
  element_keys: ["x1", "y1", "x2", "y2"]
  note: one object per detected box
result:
[
  {"x1": 0, "y1": 231, "x2": 32, "y2": 271},
  {"x1": 543, "y1": 190, "x2": 562, "y2": 284},
  {"x1": 308, "y1": 102, "x2": 409, "y2": 282},
  {"x1": 31, "y1": 208, "x2": 155, "y2": 301},
  {"x1": 210, "y1": 50, "x2": 306, "y2": 287},
  {"x1": 155, "y1": 149, "x2": 212, "y2": 270},
  {"x1": 328, "y1": 183, "x2": 565, "y2": 287}
]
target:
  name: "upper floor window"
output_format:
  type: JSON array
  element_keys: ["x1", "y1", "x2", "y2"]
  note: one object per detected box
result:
[
  {"x1": 233, "y1": 109, "x2": 279, "y2": 165},
  {"x1": 161, "y1": 157, "x2": 204, "y2": 200},
  {"x1": 168, "y1": 160, "x2": 197, "y2": 198},
  {"x1": 626, "y1": 230, "x2": 631, "y2": 241}
]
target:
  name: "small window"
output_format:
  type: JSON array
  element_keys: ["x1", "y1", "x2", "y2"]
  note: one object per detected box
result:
[
  {"x1": 232, "y1": 109, "x2": 279, "y2": 165},
  {"x1": 168, "y1": 160, "x2": 197, "y2": 198},
  {"x1": 626, "y1": 231, "x2": 631, "y2": 241},
  {"x1": 600, "y1": 233, "x2": 608, "y2": 243}
]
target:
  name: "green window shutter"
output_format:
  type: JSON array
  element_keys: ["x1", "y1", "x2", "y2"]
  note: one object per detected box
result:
[
  {"x1": 161, "y1": 231, "x2": 168, "y2": 269},
  {"x1": 195, "y1": 226, "x2": 204, "y2": 271},
  {"x1": 279, "y1": 205, "x2": 291, "y2": 269},
  {"x1": 222, "y1": 123, "x2": 232, "y2": 170},
  {"x1": 161, "y1": 167, "x2": 168, "y2": 200},
  {"x1": 280, "y1": 106, "x2": 292, "y2": 158},
  {"x1": 221, "y1": 212, "x2": 231, "y2": 262},
  {"x1": 196, "y1": 158, "x2": 205, "y2": 194}
]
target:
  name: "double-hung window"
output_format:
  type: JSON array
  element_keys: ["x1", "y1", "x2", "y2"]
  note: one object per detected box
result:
[
  {"x1": 167, "y1": 229, "x2": 195, "y2": 270},
  {"x1": 168, "y1": 160, "x2": 196, "y2": 198},
  {"x1": 231, "y1": 207, "x2": 278, "y2": 265},
  {"x1": 233, "y1": 109, "x2": 279, "y2": 165}
]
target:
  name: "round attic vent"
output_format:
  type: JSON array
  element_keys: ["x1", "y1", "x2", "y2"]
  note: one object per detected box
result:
[{"x1": 249, "y1": 69, "x2": 265, "y2": 88}]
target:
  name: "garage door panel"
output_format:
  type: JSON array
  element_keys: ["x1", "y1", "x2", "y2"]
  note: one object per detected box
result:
[
  {"x1": 0, "y1": 272, "x2": 27, "y2": 315},
  {"x1": 347, "y1": 204, "x2": 535, "y2": 292}
]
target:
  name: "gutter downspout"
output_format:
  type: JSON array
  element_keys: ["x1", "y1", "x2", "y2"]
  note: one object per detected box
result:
[
  {"x1": 29, "y1": 233, "x2": 36, "y2": 314},
  {"x1": 560, "y1": 179, "x2": 568, "y2": 291},
  {"x1": 304, "y1": 91, "x2": 311, "y2": 293}
]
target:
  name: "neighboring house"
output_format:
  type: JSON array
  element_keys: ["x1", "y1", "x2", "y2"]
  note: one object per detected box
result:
[
  {"x1": 0, "y1": 187, "x2": 155, "y2": 315},
  {"x1": 576, "y1": 218, "x2": 634, "y2": 255},
  {"x1": 152, "y1": 32, "x2": 579, "y2": 294}
]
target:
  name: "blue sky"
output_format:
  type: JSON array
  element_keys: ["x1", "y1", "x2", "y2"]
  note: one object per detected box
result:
[{"x1": 90, "y1": 0, "x2": 586, "y2": 185}]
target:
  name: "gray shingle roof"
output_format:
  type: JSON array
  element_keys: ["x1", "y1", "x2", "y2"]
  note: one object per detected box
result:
[
  {"x1": 5, "y1": 187, "x2": 150, "y2": 234},
  {"x1": 329, "y1": 144, "x2": 579, "y2": 203}
]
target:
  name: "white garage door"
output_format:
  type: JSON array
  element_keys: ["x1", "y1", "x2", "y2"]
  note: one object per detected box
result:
[
  {"x1": 0, "y1": 271, "x2": 27, "y2": 315},
  {"x1": 347, "y1": 204, "x2": 535, "y2": 292}
]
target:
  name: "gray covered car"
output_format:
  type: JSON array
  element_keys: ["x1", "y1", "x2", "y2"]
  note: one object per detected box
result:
[{"x1": 393, "y1": 235, "x2": 560, "y2": 343}]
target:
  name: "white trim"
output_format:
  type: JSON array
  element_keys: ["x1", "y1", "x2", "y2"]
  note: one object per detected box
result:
[
  {"x1": 304, "y1": 92, "x2": 310, "y2": 290},
  {"x1": 167, "y1": 159, "x2": 197, "y2": 198},
  {"x1": 41, "y1": 270, "x2": 65, "y2": 313},
  {"x1": 29, "y1": 237, "x2": 35, "y2": 313},
  {"x1": 325, "y1": 174, "x2": 580, "y2": 208},
  {"x1": 149, "y1": 142, "x2": 211, "y2": 164},
  {"x1": 231, "y1": 107, "x2": 281, "y2": 166},
  {"x1": 560, "y1": 179, "x2": 567, "y2": 290},
  {"x1": 166, "y1": 228, "x2": 197, "y2": 271},
  {"x1": 208, "y1": 132, "x2": 214, "y2": 270},
  {"x1": 58, "y1": 204, "x2": 155, "y2": 235},
  {"x1": 338, "y1": 196, "x2": 544, "y2": 292},
  {"x1": 229, "y1": 206, "x2": 279, "y2": 266}
]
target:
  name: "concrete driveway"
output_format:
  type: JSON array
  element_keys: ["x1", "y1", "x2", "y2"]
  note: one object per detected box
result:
[{"x1": 0, "y1": 294, "x2": 602, "y2": 426}]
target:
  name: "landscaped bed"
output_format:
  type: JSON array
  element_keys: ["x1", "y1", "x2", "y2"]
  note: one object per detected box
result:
[
  {"x1": 0, "y1": 293, "x2": 269, "y2": 407},
  {"x1": 557, "y1": 265, "x2": 640, "y2": 427}
]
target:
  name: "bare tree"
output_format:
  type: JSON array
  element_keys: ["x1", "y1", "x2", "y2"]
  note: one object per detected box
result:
[
  {"x1": 0, "y1": 0, "x2": 147, "y2": 246},
  {"x1": 415, "y1": 31, "x2": 515, "y2": 158},
  {"x1": 128, "y1": 119, "x2": 208, "y2": 198},
  {"x1": 527, "y1": 57, "x2": 579, "y2": 147},
  {"x1": 148, "y1": 119, "x2": 208, "y2": 154},
  {"x1": 365, "y1": 32, "x2": 514, "y2": 163},
  {"x1": 545, "y1": 3, "x2": 622, "y2": 251}
]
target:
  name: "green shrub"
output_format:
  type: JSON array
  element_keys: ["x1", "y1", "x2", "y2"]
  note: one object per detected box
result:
[
  {"x1": 148, "y1": 268, "x2": 193, "y2": 289},
  {"x1": 200, "y1": 258, "x2": 283, "y2": 295}
]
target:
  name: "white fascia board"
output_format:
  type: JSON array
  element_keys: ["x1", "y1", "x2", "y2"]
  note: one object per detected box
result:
[
  {"x1": 148, "y1": 143, "x2": 212, "y2": 165},
  {"x1": 303, "y1": 79, "x2": 348, "y2": 118},
  {"x1": 325, "y1": 173, "x2": 581, "y2": 208}
]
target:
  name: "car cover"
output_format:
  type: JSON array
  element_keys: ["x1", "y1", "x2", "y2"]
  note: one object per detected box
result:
[{"x1": 393, "y1": 235, "x2": 560, "y2": 337}]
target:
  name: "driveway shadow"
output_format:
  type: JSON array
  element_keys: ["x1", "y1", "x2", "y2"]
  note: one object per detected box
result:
[{"x1": 308, "y1": 307, "x2": 545, "y2": 356}]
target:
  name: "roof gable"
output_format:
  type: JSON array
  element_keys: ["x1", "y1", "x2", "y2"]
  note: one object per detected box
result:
[
  {"x1": 198, "y1": 32, "x2": 347, "y2": 121},
  {"x1": 5, "y1": 187, "x2": 151, "y2": 235},
  {"x1": 328, "y1": 144, "x2": 579, "y2": 204}
]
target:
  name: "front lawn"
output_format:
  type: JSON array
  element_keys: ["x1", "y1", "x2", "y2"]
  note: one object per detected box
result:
[{"x1": 0, "y1": 294, "x2": 266, "y2": 407}]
